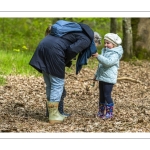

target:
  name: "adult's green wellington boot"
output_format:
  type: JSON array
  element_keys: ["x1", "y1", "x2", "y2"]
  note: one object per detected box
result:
[{"x1": 47, "y1": 101, "x2": 65, "y2": 125}]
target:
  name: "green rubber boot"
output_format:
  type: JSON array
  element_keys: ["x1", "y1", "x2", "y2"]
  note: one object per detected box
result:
[{"x1": 47, "y1": 101, "x2": 65, "y2": 125}]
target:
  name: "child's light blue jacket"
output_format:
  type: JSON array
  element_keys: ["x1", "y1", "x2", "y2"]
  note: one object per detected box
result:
[{"x1": 95, "y1": 45, "x2": 123, "y2": 84}]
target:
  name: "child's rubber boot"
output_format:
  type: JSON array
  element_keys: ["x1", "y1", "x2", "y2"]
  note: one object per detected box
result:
[
  {"x1": 102, "y1": 103, "x2": 114, "y2": 119},
  {"x1": 97, "y1": 103, "x2": 105, "y2": 118}
]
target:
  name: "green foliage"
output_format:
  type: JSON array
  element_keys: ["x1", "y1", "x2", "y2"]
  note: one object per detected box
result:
[
  {"x1": 131, "y1": 56, "x2": 139, "y2": 61},
  {"x1": 0, "y1": 18, "x2": 52, "y2": 51},
  {"x1": 136, "y1": 48, "x2": 150, "y2": 60}
]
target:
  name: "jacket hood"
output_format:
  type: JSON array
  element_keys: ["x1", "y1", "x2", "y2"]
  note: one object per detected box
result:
[
  {"x1": 105, "y1": 45, "x2": 123, "y2": 59},
  {"x1": 79, "y1": 23, "x2": 94, "y2": 41}
]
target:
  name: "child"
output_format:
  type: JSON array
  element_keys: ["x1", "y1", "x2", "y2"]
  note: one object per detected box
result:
[{"x1": 92, "y1": 33, "x2": 123, "y2": 119}]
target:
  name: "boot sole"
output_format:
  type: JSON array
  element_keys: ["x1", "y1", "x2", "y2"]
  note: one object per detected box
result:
[
  {"x1": 49, "y1": 120, "x2": 63, "y2": 125},
  {"x1": 102, "y1": 115, "x2": 114, "y2": 119}
]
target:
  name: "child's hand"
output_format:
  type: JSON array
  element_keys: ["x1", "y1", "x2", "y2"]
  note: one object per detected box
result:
[{"x1": 92, "y1": 52, "x2": 99, "y2": 58}]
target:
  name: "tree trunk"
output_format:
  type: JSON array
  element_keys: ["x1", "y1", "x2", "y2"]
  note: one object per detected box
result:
[
  {"x1": 122, "y1": 18, "x2": 133, "y2": 60},
  {"x1": 110, "y1": 18, "x2": 117, "y2": 33},
  {"x1": 131, "y1": 18, "x2": 150, "y2": 59}
]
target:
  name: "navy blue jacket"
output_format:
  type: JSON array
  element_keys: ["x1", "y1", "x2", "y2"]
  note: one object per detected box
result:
[
  {"x1": 50, "y1": 22, "x2": 97, "y2": 74},
  {"x1": 29, "y1": 32, "x2": 91, "y2": 79}
]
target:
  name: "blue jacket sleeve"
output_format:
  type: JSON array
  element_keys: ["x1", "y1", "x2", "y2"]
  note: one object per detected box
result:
[
  {"x1": 97, "y1": 53, "x2": 119, "y2": 67},
  {"x1": 64, "y1": 32, "x2": 91, "y2": 64}
]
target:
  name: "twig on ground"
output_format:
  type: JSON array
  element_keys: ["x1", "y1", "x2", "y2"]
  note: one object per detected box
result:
[{"x1": 117, "y1": 77, "x2": 141, "y2": 83}]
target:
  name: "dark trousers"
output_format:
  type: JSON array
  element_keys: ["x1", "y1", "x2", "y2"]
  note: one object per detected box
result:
[{"x1": 99, "y1": 81, "x2": 114, "y2": 105}]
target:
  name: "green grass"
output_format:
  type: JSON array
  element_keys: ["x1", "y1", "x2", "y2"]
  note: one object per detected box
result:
[{"x1": 0, "y1": 50, "x2": 41, "y2": 77}]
